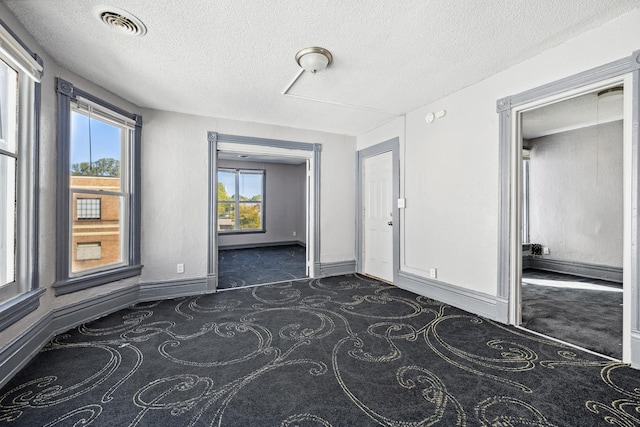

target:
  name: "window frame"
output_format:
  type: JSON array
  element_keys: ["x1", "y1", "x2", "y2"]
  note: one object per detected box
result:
[
  {"x1": 522, "y1": 154, "x2": 530, "y2": 244},
  {"x1": 0, "y1": 17, "x2": 45, "y2": 332},
  {"x1": 54, "y1": 78, "x2": 142, "y2": 295},
  {"x1": 217, "y1": 168, "x2": 266, "y2": 234}
]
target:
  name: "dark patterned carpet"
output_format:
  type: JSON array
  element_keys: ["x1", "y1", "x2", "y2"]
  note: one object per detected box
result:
[
  {"x1": 522, "y1": 269, "x2": 622, "y2": 359},
  {"x1": 1, "y1": 274, "x2": 639, "y2": 426},
  {"x1": 218, "y1": 245, "x2": 307, "y2": 289}
]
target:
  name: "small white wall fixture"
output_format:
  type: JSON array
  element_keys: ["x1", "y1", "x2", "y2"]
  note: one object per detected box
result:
[{"x1": 497, "y1": 49, "x2": 640, "y2": 365}]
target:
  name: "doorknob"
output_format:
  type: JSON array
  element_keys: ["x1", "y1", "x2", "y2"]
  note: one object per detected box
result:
[{"x1": 387, "y1": 221, "x2": 393, "y2": 226}]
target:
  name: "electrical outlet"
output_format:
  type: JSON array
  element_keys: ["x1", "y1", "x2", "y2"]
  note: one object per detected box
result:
[
  {"x1": 293, "y1": 231, "x2": 297, "y2": 237},
  {"x1": 429, "y1": 268, "x2": 437, "y2": 279},
  {"x1": 542, "y1": 247, "x2": 550, "y2": 255},
  {"x1": 177, "y1": 263, "x2": 184, "y2": 274}
]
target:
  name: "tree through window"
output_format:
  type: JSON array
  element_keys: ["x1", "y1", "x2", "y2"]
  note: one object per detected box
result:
[{"x1": 217, "y1": 169, "x2": 264, "y2": 232}]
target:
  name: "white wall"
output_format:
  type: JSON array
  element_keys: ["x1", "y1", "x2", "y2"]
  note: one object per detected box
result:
[
  {"x1": 528, "y1": 121, "x2": 623, "y2": 267},
  {"x1": 140, "y1": 109, "x2": 356, "y2": 282},
  {"x1": 357, "y1": 8, "x2": 640, "y2": 298},
  {"x1": 217, "y1": 159, "x2": 306, "y2": 247}
]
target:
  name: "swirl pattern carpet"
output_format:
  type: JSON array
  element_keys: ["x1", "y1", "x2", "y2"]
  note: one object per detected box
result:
[{"x1": 1, "y1": 274, "x2": 638, "y2": 426}]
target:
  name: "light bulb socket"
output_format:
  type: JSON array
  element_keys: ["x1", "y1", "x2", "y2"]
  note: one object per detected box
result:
[{"x1": 597, "y1": 86, "x2": 623, "y2": 99}]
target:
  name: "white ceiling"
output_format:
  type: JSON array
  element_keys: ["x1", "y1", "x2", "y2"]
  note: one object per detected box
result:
[
  {"x1": 218, "y1": 152, "x2": 306, "y2": 165},
  {"x1": 522, "y1": 87, "x2": 624, "y2": 139},
  {"x1": 4, "y1": 0, "x2": 640, "y2": 136}
]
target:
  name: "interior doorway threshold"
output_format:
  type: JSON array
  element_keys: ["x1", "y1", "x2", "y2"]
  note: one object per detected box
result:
[
  {"x1": 217, "y1": 276, "x2": 310, "y2": 292},
  {"x1": 515, "y1": 325, "x2": 621, "y2": 363},
  {"x1": 361, "y1": 273, "x2": 393, "y2": 285}
]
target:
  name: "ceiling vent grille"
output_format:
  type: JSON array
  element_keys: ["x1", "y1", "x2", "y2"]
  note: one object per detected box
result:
[{"x1": 94, "y1": 6, "x2": 147, "y2": 36}]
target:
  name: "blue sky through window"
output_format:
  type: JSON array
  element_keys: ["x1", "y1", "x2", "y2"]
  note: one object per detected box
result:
[
  {"x1": 218, "y1": 170, "x2": 262, "y2": 200},
  {"x1": 70, "y1": 111, "x2": 121, "y2": 166}
]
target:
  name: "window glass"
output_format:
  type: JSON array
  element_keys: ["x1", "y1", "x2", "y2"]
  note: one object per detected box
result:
[
  {"x1": 217, "y1": 169, "x2": 264, "y2": 232},
  {"x1": 69, "y1": 106, "x2": 129, "y2": 276},
  {"x1": 0, "y1": 59, "x2": 18, "y2": 289},
  {"x1": 239, "y1": 172, "x2": 262, "y2": 201},
  {"x1": 217, "y1": 170, "x2": 235, "y2": 201},
  {"x1": 239, "y1": 202, "x2": 261, "y2": 230},
  {"x1": 70, "y1": 111, "x2": 121, "y2": 182},
  {"x1": 0, "y1": 60, "x2": 17, "y2": 154},
  {"x1": 0, "y1": 155, "x2": 16, "y2": 287}
]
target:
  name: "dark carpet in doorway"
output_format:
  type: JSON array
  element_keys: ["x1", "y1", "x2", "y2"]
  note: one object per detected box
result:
[
  {"x1": 521, "y1": 269, "x2": 622, "y2": 359},
  {"x1": 217, "y1": 244, "x2": 306, "y2": 289}
]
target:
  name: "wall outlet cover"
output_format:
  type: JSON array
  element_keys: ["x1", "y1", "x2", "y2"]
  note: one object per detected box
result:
[
  {"x1": 429, "y1": 268, "x2": 437, "y2": 279},
  {"x1": 542, "y1": 247, "x2": 550, "y2": 255}
]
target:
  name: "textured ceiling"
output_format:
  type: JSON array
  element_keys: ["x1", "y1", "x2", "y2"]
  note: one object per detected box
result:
[{"x1": 4, "y1": 0, "x2": 640, "y2": 136}]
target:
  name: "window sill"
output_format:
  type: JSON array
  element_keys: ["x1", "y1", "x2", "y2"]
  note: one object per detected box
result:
[
  {"x1": 218, "y1": 230, "x2": 266, "y2": 236},
  {"x1": 0, "y1": 287, "x2": 46, "y2": 332},
  {"x1": 53, "y1": 264, "x2": 143, "y2": 296}
]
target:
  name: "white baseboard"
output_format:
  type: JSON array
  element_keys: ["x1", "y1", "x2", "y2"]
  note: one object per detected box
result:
[
  {"x1": 396, "y1": 271, "x2": 499, "y2": 321},
  {"x1": 314, "y1": 260, "x2": 357, "y2": 277}
]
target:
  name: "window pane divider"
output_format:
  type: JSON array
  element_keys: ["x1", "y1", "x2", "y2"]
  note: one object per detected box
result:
[{"x1": 70, "y1": 189, "x2": 125, "y2": 197}]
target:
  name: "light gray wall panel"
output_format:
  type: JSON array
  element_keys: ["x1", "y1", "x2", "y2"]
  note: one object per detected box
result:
[{"x1": 528, "y1": 121, "x2": 623, "y2": 267}]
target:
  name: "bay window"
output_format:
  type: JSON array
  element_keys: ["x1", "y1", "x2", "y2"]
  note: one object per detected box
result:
[
  {"x1": 55, "y1": 78, "x2": 142, "y2": 295},
  {"x1": 0, "y1": 20, "x2": 44, "y2": 330}
]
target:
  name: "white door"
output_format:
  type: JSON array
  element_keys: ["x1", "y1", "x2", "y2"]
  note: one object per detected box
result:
[{"x1": 363, "y1": 151, "x2": 393, "y2": 282}]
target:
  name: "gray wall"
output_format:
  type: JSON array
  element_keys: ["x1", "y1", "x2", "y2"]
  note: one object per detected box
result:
[
  {"x1": 0, "y1": 1, "x2": 144, "y2": 349},
  {"x1": 139, "y1": 108, "x2": 356, "y2": 283},
  {"x1": 528, "y1": 120, "x2": 623, "y2": 267},
  {"x1": 217, "y1": 159, "x2": 306, "y2": 247},
  {"x1": 0, "y1": 2, "x2": 357, "y2": 350}
]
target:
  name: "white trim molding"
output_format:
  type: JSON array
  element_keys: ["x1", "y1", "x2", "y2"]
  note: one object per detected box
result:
[{"x1": 396, "y1": 271, "x2": 498, "y2": 321}]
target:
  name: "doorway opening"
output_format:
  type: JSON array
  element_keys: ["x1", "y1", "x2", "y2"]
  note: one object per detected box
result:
[
  {"x1": 518, "y1": 85, "x2": 624, "y2": 359},
  {"x1": 207, "y1": 133, "x2": 321, "y2": 291},
  {"x1": 356, "y1": 137, "x2": 400, "y2": 284},
  {"x1": 498, "y1": 72, "x2": 637, "y2": 361}
]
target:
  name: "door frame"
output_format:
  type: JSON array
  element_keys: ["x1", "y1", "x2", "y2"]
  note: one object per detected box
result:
[
  {"x1": 496, "y1": 50, "x2": 640, "y2": 365},
  {"x1": 356, "y1": 137, "x2": 400, "y2": 283},
  {"x1": 207, "y1": 132, "x2": 321, "y2": 291}
]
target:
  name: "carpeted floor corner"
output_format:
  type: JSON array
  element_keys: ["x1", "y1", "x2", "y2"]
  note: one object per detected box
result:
[{"x1": 0, "y1": 274, "x2": 638, "y2": 426}]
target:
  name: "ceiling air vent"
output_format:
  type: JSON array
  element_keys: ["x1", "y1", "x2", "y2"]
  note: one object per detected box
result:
[{"x1": 93, "y1": 6, "x2": 147, "y2": 36}]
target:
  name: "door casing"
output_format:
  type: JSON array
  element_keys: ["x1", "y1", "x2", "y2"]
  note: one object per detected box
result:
[{"x1": 356, "y1": 137, "x2": 400, "y2": 283}]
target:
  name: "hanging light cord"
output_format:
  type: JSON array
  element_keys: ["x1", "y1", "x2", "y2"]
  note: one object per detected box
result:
[
  {"x1": 595, "y1": 95, "x2": 600, "y2": 185},
  {"x1": 88, "y1": 106, "x2": 93, "y2": 173}
]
